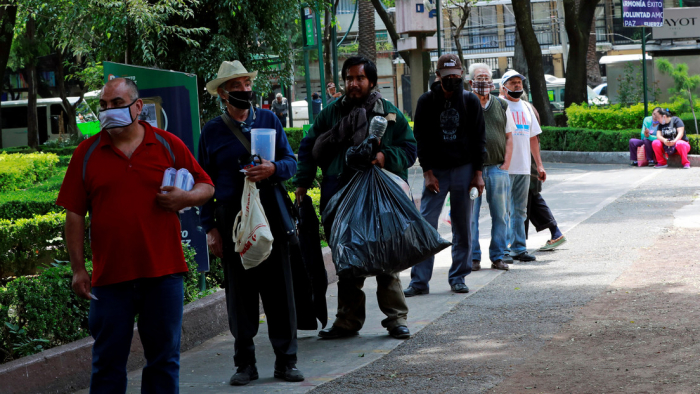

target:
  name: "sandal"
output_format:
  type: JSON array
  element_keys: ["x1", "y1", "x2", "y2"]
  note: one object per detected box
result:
[{"x1": 539, "y1": 235, "x2": 567, "y2": 251}]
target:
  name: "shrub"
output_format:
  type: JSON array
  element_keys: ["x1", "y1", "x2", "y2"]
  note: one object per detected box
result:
[
  {"x1": 284, "y1": 127, "x2": 304, "y2": 153},
  {"x1": 0, "y1": 152, "x2": 59, "y2": 192},
  {"x1": 566, "y1": 102, "x2": 700, "y2": 131},
  {"x1": 41, "y1": 146, "x2": 79, "y2": 156},
  {"x1": 0, "y1": 213, "x2": 70, "y2": 278},
  {"x1": 0, "y1": 170, "x2": 66, "y2": 220},
  {"x1": 0, "y1": 146, "x2": 35, "y2": 154},
  {"x1": 540, "y1": 127, "x2": 700, "y2": 155}
]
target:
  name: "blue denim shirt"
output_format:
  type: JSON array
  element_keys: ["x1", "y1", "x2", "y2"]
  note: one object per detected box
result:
[{"x1": 197, "y1": 107, "x2": 297, "y2": 233}]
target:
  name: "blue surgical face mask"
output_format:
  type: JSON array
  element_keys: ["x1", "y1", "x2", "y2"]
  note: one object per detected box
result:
[{"x1": 99, "y1": 99, "x2": 138, "y2": 131}]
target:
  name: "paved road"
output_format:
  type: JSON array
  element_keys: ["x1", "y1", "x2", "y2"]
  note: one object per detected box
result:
[{"x1": 113, "y1": 163, "x2": 699, "y2": 393}]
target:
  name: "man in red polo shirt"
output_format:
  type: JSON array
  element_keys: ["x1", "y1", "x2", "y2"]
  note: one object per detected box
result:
[{"x1": 57, "y1": 78, "x2": 214, "y2": 393}]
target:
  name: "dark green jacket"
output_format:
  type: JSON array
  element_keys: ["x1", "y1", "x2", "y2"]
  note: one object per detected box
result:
[{"x1": 293, "y1": 96, "x2": 417, "y2": 188}]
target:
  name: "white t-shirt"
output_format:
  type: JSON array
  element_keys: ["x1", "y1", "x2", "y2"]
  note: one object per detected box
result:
[{"x1": 504, "y1": 99, "x2": 541, "y2": 175}]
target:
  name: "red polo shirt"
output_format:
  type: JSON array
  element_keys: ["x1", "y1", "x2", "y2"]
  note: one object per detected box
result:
[{"x1": 57, "y1": 121, "x2": 213, "y2": 287}]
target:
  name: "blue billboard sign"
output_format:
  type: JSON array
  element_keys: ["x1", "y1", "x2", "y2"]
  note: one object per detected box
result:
[{"x1": 622, "y1": 0, "x2": 664, "y2": 27}]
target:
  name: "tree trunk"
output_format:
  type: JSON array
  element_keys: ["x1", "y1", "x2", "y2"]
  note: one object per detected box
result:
[
  {"x1": 0, "y1": 4, "x2": 17, "y2": 147},
  {"x1": 513, "y1": 29, "x2": 531, "y2": 95},
  {"x1": 26, "y1": 17, "x2": 39, "y2": 149},
  {"x1": 447, "y1": 2, "x2": 470, "y2": 75},
  {"x1": 358, "y1": 0, "x2": 376, "y2": 62},
  {"x1": 511, "y1": 0, "x2": 554, "y2": 126},
  {"x1": 562, "y1": 0, "x2": 601, "y2": 109},
  {"x1": 369, "y1": 0, "x2": 410, "y2": 68},
  {"x1": 56, "y1": 50, "x2": 83, "y2": 136},
  {"x1": 586, "y1": 18, "x2": 602, "y2": 86}
]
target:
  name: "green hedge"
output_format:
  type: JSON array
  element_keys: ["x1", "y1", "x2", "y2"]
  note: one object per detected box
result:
[
  {"x1": 41, "y1": 146, "x2": 78, "y2": 156},
  {"x1": 284, "y1": 127, "x2": 304, "y2": 153},
  {"x1": 0, "y1": 169, "x2": 66, "y2": 220},
  {"x1": 0, "y1": 244, "x2": 210, "y2": 364},
  {"x1": 540, "y1": 126, "x2": 700, "y2": 155},
  {"x1": 567, "y1": 102, "x2": 700, "y2": 133},
  {"x1": 0, "y1": 212, "x2": 72, "y2": 278},
  {"x1": 0, "y1": 152, "x2": 59, "y2": 192},
  {"x1": 0, "y1": 146, "x2": 35, "y2": 154}
]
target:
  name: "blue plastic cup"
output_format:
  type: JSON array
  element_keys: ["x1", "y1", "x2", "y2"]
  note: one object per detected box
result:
[{"x1": 251, "y1": 128, "x2": 276, "y2": 162}]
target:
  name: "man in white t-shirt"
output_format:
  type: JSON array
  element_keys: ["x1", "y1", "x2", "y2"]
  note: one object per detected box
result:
[{"x1": 499, "y1": 70, "x2": 546, "y2": 262}]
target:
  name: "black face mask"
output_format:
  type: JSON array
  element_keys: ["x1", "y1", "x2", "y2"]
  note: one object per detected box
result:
[
  {"x1": 441, "y1": 78, "x2": 463, "y2": 93},
  {"x1": 505, "y1": 87, "x2": 524, "y2": 99},
  {"x1": 224, "y1": 90, "x2": 253, "y2": 109}
]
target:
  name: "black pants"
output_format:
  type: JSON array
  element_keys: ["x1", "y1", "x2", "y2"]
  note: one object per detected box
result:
[
  {"x1": 525, "y1": 189, "x2": 557, "y2": 238},
  {"x1": 217, "y1": 205, "x2": 297, "y2": 368}
]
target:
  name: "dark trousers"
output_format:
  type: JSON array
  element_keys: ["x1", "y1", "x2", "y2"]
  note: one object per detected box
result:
[
  {"x1": 89, "y1": 274, "x2": 184, "y2": 394},
  {"x1": 525, "y1": 189, "x2": 557, "y2": 238},
  {"x1": 276, "y1": 113, "x2": 287, "y2": 127},
  {"x1": 218, "y1": 206, "x2": 297, "y2": 368},
  {"x1": 629, "y1": 138, "x2": 655, "y2": 162},
  {"x1": 334, "y1": 273, "x2": 408, "y2": 332}
]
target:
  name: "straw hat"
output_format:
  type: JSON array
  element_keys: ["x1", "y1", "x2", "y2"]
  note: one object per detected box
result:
[{"x1": 205, "y1": 60, "x2": 258, "y2": 96}]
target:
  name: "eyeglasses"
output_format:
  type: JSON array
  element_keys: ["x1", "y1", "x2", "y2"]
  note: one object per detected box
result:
[{"x1": 472, "y1": 76, "x2": 491, "y2": 82}]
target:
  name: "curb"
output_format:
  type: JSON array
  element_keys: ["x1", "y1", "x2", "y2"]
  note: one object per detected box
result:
[{"x1": 541, "y1": 150, "x2": 700, "y2": 167}]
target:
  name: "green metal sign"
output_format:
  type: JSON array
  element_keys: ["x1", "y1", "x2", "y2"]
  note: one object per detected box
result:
[{"x1": 303, "y1": 7, "x2": 316, "y2": 47}]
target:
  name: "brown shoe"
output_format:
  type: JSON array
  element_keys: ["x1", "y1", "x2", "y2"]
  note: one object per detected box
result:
[
  {"x1": 472, "y1": 260, "x2": 481, "y2": 271},
  {"x1": 491, "y1": 260, "x2": 509, "y2": 270}
]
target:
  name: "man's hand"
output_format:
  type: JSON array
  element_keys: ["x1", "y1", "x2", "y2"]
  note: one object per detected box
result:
[
  {"x1": 644, "y1": 128, "x2": 651, "y2": 138},
  {"x1": 371, "y1": 152, "x2": 386, "y2": 168},
  {"x1": 537, "y1": 165, "x2": 547, "y2": 182},
  {"x1": 470, "y1": 171, "x2": 485, "y2": 196},
  {"x1": 664, "y1": 139, "x2": 676, "y2": 147},
  {"x1": 245, "y1": 159, "x2": 276, "y2": 183},
  {"x1": 424, "y1": 170, "x2": 440, "y2": 194},
  {"x1": 156, "y1": 186, "x2": 191, "y2": 212},
  {"x1": 207, "y1": 228, "x2": 223, "y2": 259},
  {"x1": 500, "y1": 162, "x2": 510, "y2": 172},
  {"x1": 72, "y1": 268, "x2": 92, "y2": 300},
  {"x1": 295, "y1": 187, "x2": 308, "y2": 205}
]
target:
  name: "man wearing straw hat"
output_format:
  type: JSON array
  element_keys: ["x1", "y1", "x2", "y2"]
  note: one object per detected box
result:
[{"x1": 197, "y1": 60, "x2": 303, "y2": 386}]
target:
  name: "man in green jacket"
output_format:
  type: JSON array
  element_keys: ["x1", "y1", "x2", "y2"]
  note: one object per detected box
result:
[{"x1": 294, "y1": 56, "x2": 417, "y2": 340}]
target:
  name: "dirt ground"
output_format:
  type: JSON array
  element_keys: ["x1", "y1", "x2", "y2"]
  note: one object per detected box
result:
[{"x1": 489, "y1": 228, "x2": 700, "y2": 394}]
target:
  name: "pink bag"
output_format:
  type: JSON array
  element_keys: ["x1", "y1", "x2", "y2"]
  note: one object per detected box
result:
[{"x1": 637, "y1": 146, "x2": 648, "y2": 167}]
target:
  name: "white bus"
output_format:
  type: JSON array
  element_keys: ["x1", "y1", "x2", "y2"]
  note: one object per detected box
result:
[{"x1": 1, "y1": 95, "x2": 99, "y2": 149}]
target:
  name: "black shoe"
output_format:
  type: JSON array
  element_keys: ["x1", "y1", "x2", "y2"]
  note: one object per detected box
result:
[
  {"x1": 502, "y1": 254, "x2": 514, "y2": 264},
  {"x1": 389, "y1": 325, "x2": 411, "y2": 339},
  {"x1": 631, "y1": 161, "x2": 638, "y2": 166},
  {"x1": 491, "y1": 260, "x2": 509, "y2": 270},
  {"x1": 512, "y1": 252, "x2": 536, "y2": 261},
  {"x1": 230, "y1": 364, "x2": 259, "y2": 386},
  {"x1": 403, "y1": 286, "x2": 429, "y2": 297},
  {"x1": 450, "y1": 283, "x2": 469, "y2": 293},
  {"x1": 274, "y1": 364, "x2": 305, "y2": 382},
  {"x1": 472, "y1": 260, "x2": 481, "y2": 271},
  {"x1": 318, "y1": 325, "x2": 359, "y2": 339}
]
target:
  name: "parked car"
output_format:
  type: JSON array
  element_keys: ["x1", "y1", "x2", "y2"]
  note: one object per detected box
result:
[{"x1": 491, "y1": 74, "x2": 608, "y2": 111}]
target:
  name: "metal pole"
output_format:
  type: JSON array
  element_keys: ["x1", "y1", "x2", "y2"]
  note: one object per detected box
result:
[
  {"x1": 316, "y1": 3, "x2": 327, "y2": 107},
  {"x1": 331, "y1": 1, "x2": 339, "y2": 89},
  {"x1": 199, "y1": 272, "x2": 206, "y2": 292},
  {"x1": 304, "y1": 49, "x2": 313, "y2": 124},
  {"x1": 642, "y1": 26, "x2": 648, "y2": 117},
  {"x1": 436, "y1": 0, "x2": 442, "y2": 57}
]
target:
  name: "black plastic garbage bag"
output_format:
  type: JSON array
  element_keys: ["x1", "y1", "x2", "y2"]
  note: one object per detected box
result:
[{"x1": 322, "y1": 166, "x2": 451, "y2": 278}]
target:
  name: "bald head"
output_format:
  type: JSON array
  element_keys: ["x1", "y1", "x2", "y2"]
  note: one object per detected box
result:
[{"x1": 100, "y1": 78, "x2": 139, "y2": 102}]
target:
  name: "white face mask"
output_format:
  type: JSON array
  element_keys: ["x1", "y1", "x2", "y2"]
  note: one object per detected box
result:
[{"x1": 99, "y1": 99, "x2": 138, "y2": 131}]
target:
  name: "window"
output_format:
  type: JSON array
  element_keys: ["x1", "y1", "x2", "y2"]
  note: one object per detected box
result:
[
  {"x1": 467, "y1": 6, "x2": 499, "y2": 49},
  {"x1": 1, "y1": 106, "x2": 27, "y2": 129}
]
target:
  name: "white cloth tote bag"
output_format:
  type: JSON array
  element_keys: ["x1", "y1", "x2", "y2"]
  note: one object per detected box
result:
[{"x1": 233, "y1": 179, "x2": 274, "y2": 269}]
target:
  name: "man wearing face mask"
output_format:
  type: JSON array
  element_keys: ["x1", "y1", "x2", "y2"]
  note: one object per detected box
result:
[
  {"x1": 56, "y1": 78, "x2": 215, "y2": 392},
  {"x1": 197, "y1": 61, "x2": 303, "y2": 386},
  {"x1": 499, "y1": 70, "x2": 546, "y2": 262},
  {"x1": 404, "y1": 53, "x2": 486, "y2": 297},
  {"x1": 466, "y1": 63, "x2": 514, "y2": 272}
]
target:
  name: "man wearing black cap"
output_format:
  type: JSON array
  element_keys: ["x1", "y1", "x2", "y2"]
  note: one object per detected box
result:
[{"x1": 404, "y1": 53, "x2": 486, "y2": 297}]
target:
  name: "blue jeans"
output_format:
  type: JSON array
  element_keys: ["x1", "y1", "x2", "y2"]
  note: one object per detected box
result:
[
  {"x1": 89, "y1": 274, "x2": 184, "y2": 394},
  {"x1": 507, "y1": 174, "x2": 530, "y2": 255},
  {"x1": 410, "y1": 163, "x2": 474, "y2": 291},
  {"x1": 471, "y1": 164, "x2": 510, "y2": 263}
]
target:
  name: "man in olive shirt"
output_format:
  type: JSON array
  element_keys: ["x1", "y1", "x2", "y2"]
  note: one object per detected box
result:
[{"x1": 468, "y1": 63, "x2": 514, "y2": 271}]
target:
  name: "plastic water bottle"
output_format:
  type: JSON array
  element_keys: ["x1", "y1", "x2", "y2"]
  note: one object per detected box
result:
[
  {"x1": 369, "y1": 116, "x2": 388, "y2": 139},
  {"x1": 470, "y1": 187, "x2": 479, "y2": 200}
]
